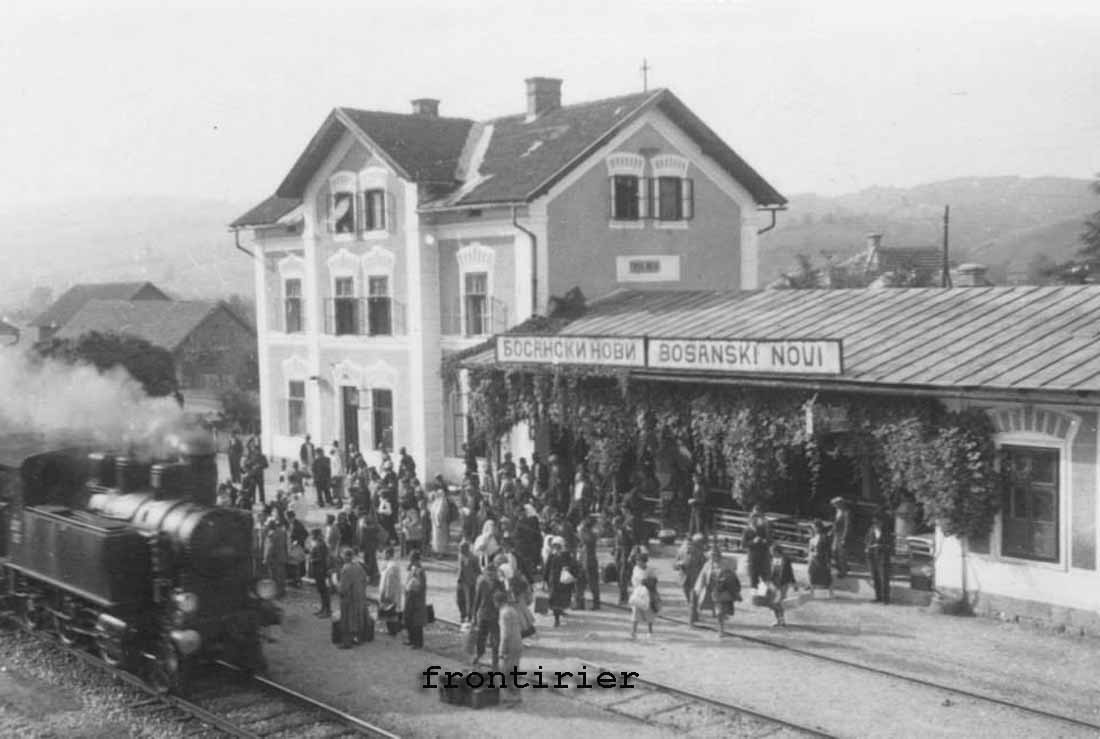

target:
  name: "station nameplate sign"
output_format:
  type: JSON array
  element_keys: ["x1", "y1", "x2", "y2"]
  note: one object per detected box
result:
[
  {"x1": 647, "y1": 338, "x2": 843, "y2": 375},
  {"x1": 496, "y1": 335, "x2": 646, "y2": 367}
]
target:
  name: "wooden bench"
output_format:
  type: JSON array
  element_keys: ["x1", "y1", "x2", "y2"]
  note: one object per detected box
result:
[{"x1": 711, "y1": 507, "x2": 815, "y2": 562}]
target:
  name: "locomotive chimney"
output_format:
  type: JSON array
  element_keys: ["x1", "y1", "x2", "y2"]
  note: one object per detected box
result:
[
  {"x1": 87, "y1": 452, "x2": 116, "y2": 488},
  {"x1": 150, "y1": 462, "x2": 189, "y2": 500},
  {"x1": 114, "y1": 456, "x2": 149, "y2": 493},
  {"x1": 175, "y1": 432, "x2": 218, "y2": 507}
]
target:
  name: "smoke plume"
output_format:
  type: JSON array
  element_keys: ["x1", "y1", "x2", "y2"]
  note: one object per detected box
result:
[{"x1": 0, "y1": 349, "x2": 191, "y2": 457}]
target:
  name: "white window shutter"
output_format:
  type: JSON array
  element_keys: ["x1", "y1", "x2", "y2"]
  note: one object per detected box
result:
[
  {"x1": 608, "y1": 177, "x2": 617, "y2": 219},
  {"x1": 682, "y1": 178, "x2": 694, "y2": 220},
  {"x1": 326, "y1": 192, "x2": 336, "y2": 233},
  {"x1": 638, "y1": 177, "x2": 650, "y2": 220},
  {"x1": 385, "y1": 191, "x2": 396, "y2": 233}
]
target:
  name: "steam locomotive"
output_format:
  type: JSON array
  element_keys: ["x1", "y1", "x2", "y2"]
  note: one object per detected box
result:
[{"x1": 0, "y1": 433, "x2": 280, "y2": 693}]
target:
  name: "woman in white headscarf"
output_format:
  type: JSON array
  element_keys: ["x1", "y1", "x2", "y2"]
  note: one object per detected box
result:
[
  {"x1": 428, "y1": 487, "x2": 451, "y2": 557},
  {"x1": 473, "y1": 519, "x2": 500, "y2": 569}
]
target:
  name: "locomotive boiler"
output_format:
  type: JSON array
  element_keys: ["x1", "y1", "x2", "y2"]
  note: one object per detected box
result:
[{"x1": 0, "y1": 433, "x2": 279, "y2": 693}]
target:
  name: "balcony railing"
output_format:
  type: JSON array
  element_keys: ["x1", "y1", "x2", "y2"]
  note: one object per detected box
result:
[
  {"x1": 323, "y1": 298, "x2": 406, "y2": 337},
  {"x1": 442, "y1": 297, "x2": 509, "y2": 338}
]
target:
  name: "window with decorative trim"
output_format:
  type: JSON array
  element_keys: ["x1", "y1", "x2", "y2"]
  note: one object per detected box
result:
[
  {"x1": 1000, "y1": 445, "x2": 1060, "y2": 562},
  {"x1": 652, "y1": 155, "x2": 693, "y2": 222},
  {"x1": 606, "y1": 152, "x2": 648, "y2": 223},
  {"x1": 361, "y1": 188, "x2": 386, "y2": 232},
  {"x1": 328, "y1": 172, "x2": 357, "y2": 235},
  {"x1": 370, "y1": 388, "x2": 394, "y2": 453},
  {"x1": 367, "y1": 275, "x2": 392, "y2": 336},
  {"x1": 287, "y1": 380, "x2": 306, "y2": 436},
  {"x1": 284, "y1": 278, "x2": 303, "y2": 333},
  {"x1": 464, "y1": 271, "x2": 489, "y2": 336},
  {"x1": 333, "y1": 277, "x2": 358, "y2": 335}
]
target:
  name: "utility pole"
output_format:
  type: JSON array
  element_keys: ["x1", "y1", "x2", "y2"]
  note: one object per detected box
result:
[
  {"x1": 641, "y1": 58, "x2": 651, "y2": 92},
  {"x1": 942, "y1": 205, "x2": 952, "y2": 288}
]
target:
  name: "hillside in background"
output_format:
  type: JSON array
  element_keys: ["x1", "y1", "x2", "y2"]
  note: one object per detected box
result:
[
  {"x1": 0, "y1": 197, "x2": 255, "y2": 316},
  {"x1": 761, "y1": 176, "x2": 1096, "y2": 284}
]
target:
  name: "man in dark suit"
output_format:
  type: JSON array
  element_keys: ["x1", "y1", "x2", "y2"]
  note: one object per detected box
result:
[
  {"x1": 307, "y1": 528, "x2": 330, "y2": 617},
  {"x1": 312, "y1": 448, "x2": 333, "y2": 507},
  {"x1": 228, "y1": 432, "x2": 244, "y2": 484},
  {"x1": 865, "y1": 513, "x2": 893, "y2": 604}
]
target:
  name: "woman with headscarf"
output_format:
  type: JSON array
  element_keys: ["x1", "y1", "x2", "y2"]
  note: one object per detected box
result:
[
  {"x1": 377, "y1": 547, "x2": 405, "y2": 635},
  {"x1": 542, "y1": 536, "x2": 575, "y2": 627},
  {"x1": 403, "y1": 551, "x2": 428, "y2": 649},
  {"x1": 473, "y1": 519, "x2": 500, "y2": 569},
  {"x1": 429, "y1": 487, "x2": 451, "y2": 557},
  {"x1": 694, "y1": 546, "x2": 741, "y2": 637},
  {"x1": 337, "y1": 548, "x2": 369, "y2": 648},
  {"x1": 629, "y1": 550, "x2": 659, "y2": 640}
]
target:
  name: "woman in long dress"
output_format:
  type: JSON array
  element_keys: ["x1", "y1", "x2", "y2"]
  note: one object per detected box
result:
[
  {"x1": 694, "y1": 547, "x2": 740, "y2": 637},
  {"x1": 629, "y1": 551, "x2": 660, "y2": 640},
  {"x1": 378, "y1": 547, "x2": 405, "y2": 633},
  {"x1": 807, "y1": 519, "x2": 833, "y2": 598},
  {"x1": 403, "y1": 552, "x2": 428, "y2": 649},
  {"x1": 542, "y1": 537, "x2": 575, "y2": 627},
  {"x1": 429, "y1": 489, "x2": 450, "y2": 557},
  {"x1": 337, "y1": 548, "x2": 369, "y2": 648},
  {"x1": 473, "y1": 519, "x2": 500, "y2": 569}
]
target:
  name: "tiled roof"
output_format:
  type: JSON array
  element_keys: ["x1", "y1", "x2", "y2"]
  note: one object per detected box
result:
[
  {"x1": 55, "y1": 299, "x2": 249, "y2": 350},
  {"x1": 238, "y1": 86, "x2": 785, "y2": 226},
  {"x1": 468, "y1": 287, "x2": 1100, "y2": 395},
  {"x1": 230, "y1": 195, "x2": 302, "y2": 228},
  {"x1": 31, "y1": 282, "x2": 169, "y2": 329}
]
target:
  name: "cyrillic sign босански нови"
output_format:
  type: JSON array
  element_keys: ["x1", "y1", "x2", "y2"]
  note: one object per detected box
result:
[{"x1": 495, "y1": 335, "x2": 842, "y2": 376}]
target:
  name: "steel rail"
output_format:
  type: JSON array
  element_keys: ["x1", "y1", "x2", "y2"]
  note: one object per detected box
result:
[
  {"x1": 428, "y1": 610, "x2": 830, "y2": 737},
  {"x1": 425, "y1": 556, "x2": 1100, "y2": 733}
]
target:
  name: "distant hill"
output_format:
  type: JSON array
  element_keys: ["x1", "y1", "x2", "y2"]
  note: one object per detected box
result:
[
  {"x1": 761, "y1": 176, "x2": 1095, "y2": 284},
  {"x1": 0, "y1": 197, "x2": 255, "y2": 315}
]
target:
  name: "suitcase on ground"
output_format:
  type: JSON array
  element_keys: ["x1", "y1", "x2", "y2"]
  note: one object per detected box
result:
[
  {"x1": 534, "y1": 593, "x2": 550, "y2": 615},
  {"x1": 603, "y1": 562, "x2": 618, "y2": 584},
  {"x1": 426, "y1": 604, "x2": 436, "y2": 624},
  {"x1": 468, "y1": 673, "x2": 501, "y2": 709},
  {"x1": 439, "y1": 681, "x2": 470, "y2": 706},
  {"x1": 386, "y1": 614, "x2": 403, "y2": 636}
]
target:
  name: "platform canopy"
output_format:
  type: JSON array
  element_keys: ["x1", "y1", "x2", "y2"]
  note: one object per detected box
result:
[{"x1": 461, "y1": 286, "x2": 1100, "y2": 401}]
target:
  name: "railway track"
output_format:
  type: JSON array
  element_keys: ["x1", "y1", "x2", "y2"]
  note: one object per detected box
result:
[
  {"x1": 425, "y1": 556, "x2": 1100, "y2": 735},
  {"x1": 2, "y1": 617, "x2": 400, "y2": 739},
  {"x1": 424, "y1": 611, "x2": 830, "y2": 738}
]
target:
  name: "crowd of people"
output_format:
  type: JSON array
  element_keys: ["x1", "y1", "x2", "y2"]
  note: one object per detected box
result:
[{"x1": 221, "y1": 432, "x2": 896, "y2": 682}]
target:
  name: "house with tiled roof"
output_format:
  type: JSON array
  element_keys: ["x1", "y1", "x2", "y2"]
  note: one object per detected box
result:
[
  {"x1": 30, "y1": 281, "x2": 169, "y2": 342},
  {"x1": 56, "y1": 299, "x2": 256, "y2": 399},
  {"x1": 231, "y1": 77, "x2": 785, "y2": 474}
]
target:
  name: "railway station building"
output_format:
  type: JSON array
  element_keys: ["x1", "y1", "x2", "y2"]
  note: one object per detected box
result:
[
  {"x1": 457, "y1": 284, "x2": 1100, "y2": 634},
  {"x1": 229, "y1": 76, "x2": 785, "y2": 474}
]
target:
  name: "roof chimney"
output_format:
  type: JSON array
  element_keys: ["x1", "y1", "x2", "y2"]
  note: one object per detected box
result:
[
  {"x1": 955, "y1": 263, "x2": 991, "y2": 287},
  {"x1": 525, "y1": 77, "x2": 562, "y2": 121},
  {"x1": 865, "y1": 232, "x2": 883, "y2": 253},
  {"x1": 411, "y1": 98, "x2": 440, "y2": 117}
]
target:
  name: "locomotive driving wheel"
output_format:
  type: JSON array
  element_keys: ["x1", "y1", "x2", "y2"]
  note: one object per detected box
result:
[
  {"x1": 53, "y1": 598, "x2": 81, "y2": 646},
  {"x1": 148, "y1": 641, "x2": 183, "y2": 695},
  {"x1": 20, "y1": 596, "x2": 47, "y2": 632}
]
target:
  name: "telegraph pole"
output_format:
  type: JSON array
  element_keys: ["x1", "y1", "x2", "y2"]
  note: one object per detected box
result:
[
  {"x1": 942, "y1": 205, "x2": 952, "y2": 287},
  {"x1": 641, "y1": 58, "x2": 651, "y2": 92}
]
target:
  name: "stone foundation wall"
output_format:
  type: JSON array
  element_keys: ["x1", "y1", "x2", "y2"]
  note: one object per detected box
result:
[{"x1": 940, "y1": 587, "x2": 1100, "y2": 638}]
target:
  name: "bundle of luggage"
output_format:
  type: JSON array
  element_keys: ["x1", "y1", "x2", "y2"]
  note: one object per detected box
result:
[{"x1": 438, "y1": 673, "x2": 501, "y2": 709}]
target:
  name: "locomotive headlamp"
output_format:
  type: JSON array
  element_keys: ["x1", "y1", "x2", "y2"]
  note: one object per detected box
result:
[
  {"x1": 172, "y1": 590, "x2": 200, "y2": 614},
  {"x1": 256, "y1": 579, "x2": 277, "y2": 600}
]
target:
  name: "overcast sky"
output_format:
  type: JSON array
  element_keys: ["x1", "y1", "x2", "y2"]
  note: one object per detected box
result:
[{"x1": 2, "y1": 0, "x2": 1098, "y2": 209}]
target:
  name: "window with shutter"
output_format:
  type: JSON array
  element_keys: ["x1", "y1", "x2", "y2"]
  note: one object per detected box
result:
[
  {"x1": 657, "y1": 176, "x2": 683, "y2": 220},
  {"x1": 611, "y1": 175, "x2": 640, "y2": 220},
  {"x1": 364, "y1": 189, "x2": 386, "y2": 231}
]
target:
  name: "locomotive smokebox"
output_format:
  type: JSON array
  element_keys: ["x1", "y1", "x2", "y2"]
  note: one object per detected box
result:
[{"x1": 174, "y1": 432, "x2": 217, "y2": 507}]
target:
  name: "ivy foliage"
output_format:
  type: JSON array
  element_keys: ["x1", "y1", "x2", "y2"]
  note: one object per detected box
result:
[{"x1": 464, "y1": 367, "x2": 1002, "y2": 538}]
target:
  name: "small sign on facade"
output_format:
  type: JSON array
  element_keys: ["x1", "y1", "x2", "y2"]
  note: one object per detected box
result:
[
  {"x1": 647, "y1": 338, "x2": 843, "y2": 375},
  {"x1": 496, "y1": 335, "x2": 646, "y2": 367}
]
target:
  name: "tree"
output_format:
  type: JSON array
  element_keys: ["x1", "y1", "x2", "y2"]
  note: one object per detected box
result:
[
  {"x1": 34, "y1": 331, "x2": 179, "y2": 398},
  {"x1": 1048, "y1": 175, "x2": 1100, "y2": 283}
]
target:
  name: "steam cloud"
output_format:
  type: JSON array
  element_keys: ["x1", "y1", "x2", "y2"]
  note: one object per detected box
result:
[{"x1": 0, "y1": 349, "x2": 190, "y2": 457}]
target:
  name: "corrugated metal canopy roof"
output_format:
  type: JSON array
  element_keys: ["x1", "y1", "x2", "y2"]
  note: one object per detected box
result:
[{"x1": 466, "y1": 287, "x2": 1100, "y2": 395}]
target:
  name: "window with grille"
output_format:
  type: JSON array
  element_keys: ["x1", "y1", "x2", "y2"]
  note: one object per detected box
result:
[
  {"x1": 657, "y1": 176, "x2": 693, "y2": 221},
  {"x1": 363, "y1": 189, "x2": 386, "y2": 232},
  {"x1": 1001, "y1": 446, "x2": 1059, "y2": 562},
  {"x1": 367, "y1": 275, "x2": 392, "y2": 336},
  {"x1": 464, "y1": 272, "x2": 488, "y2": 336},
  {"x1": 333, "y1": 277, "x2": 358, "y2": 335},
  {"x1": 284, "y1": 278, "x2": 303, "y2": 333},
  {"x1": 287, "y1": 381, "x2": 306, "y2": 436}
]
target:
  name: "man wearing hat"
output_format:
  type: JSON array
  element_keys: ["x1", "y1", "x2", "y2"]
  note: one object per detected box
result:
[
  {"x1": 864, "y1": 513, "x2": 892, "y2": 604},
  {"x1": 830, "y1": 497, "x2": 851, "y2": 577},
  {"x1": 675, "y1": 533, "x2": 707, "y2": 623}
]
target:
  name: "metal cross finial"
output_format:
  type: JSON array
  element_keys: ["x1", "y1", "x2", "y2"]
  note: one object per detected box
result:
[{"x1": 641, "y1": 58, "x2": 651, "y2": 92}]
